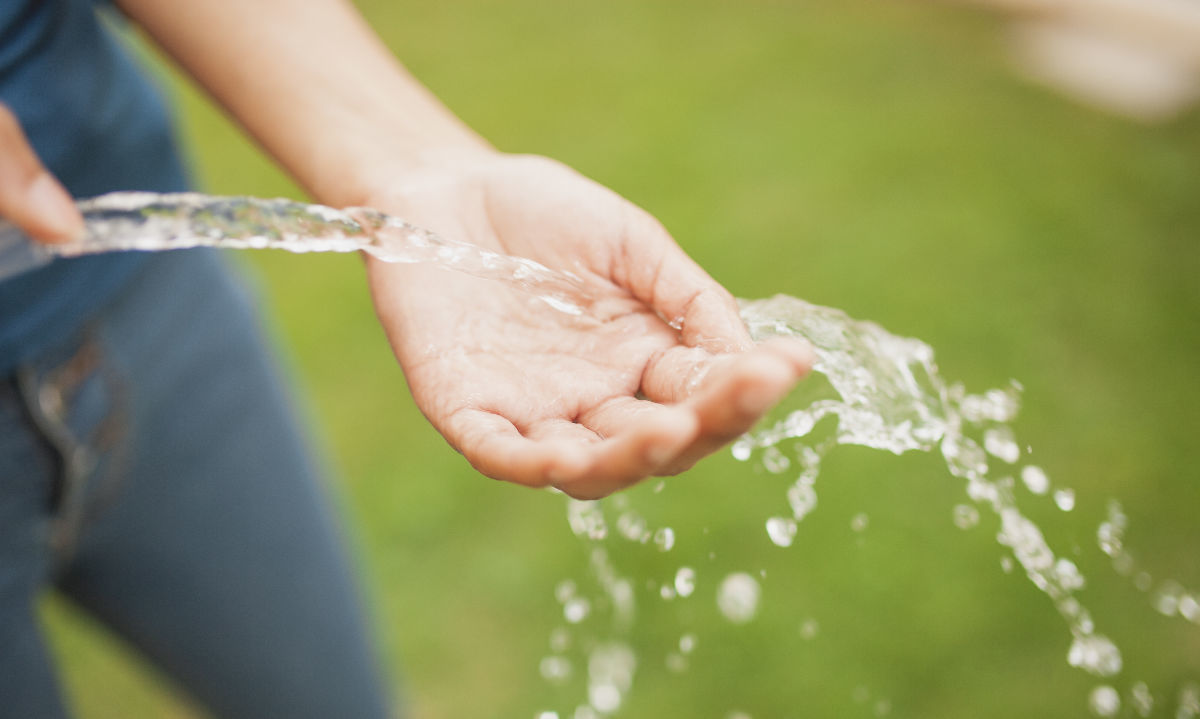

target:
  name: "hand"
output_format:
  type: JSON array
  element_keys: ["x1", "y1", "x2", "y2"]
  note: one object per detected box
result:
[
  {"x1": 0, "y1": 103, "x2": 83, "y2": 243},
  {"x1": 365, "y1": 152, "x2": 812, "y2": 499}
]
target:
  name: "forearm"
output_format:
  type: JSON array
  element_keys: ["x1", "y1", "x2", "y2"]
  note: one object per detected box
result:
[{"x1": 116, "y1": 0, "x2": 492, "y2": 207}]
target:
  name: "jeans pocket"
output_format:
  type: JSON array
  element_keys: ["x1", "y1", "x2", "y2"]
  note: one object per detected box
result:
[{"x1": 15, "y1": 328, "x2": 129, "y2": 566}]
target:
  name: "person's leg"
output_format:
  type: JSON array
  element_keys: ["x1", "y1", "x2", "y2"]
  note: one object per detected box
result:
[
  {"x1": 0, "y1": 379, "x2": 70, "y2": 719},
  {"x1": 34, "y1": 249, "x2": 392, "y2": 718}
]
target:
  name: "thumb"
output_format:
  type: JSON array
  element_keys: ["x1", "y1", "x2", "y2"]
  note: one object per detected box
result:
[{"x1": 0, "y1": 103, "x2": 83, "y2": 244}]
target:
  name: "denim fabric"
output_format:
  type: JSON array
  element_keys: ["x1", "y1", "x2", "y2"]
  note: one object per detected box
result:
[
  {"x1": 0, "y1": 248, "x2": 392, "y2": 718},
  {"x1": 0, "y1": 0, "x2": 189, "y2": 375}
]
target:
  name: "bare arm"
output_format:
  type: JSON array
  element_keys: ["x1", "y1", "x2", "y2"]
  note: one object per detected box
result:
[
  {"x1": 114, "y1": 0, "x2": 813, "y2": 498},
  {"x1": 115, "y1": 0, "x2": 487, "y2": 206}
]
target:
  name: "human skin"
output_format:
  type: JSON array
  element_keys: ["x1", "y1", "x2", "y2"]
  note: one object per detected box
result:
[{"x1": 2, "y1": 0, "x2": 812, "y2": 499}]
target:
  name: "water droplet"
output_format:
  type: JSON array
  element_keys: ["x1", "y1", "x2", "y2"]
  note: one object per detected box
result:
[
  {"x1": 762, "y1": 446, "x2": 791, "y2": 474},
  {"x1": 550, "y1": 627, "x2": 571, "y2": 653},
  {"x1": 1068, "y1": 634, "x2": 1123, "y2": 677},
  {"x1": 966, "y1": 477, "x2": 998, "y2": 504},
  {"x1": 1180, "y1": 594, "x2": 1200, "y2": 623},
  {"x1": 652, "y1": 480, "x2": 666, "y2": 493},
  {"x1": 567, "y1": 500, "x2": 608, "y2": 540},
  {"x1": 540, "y1": 655, "x2": 573, "y2": 683},
  {"x1": 1097, "y1": 525, "x2": 1120, "y2": 557},
  {"x1": 679, "y1": 633, "x2": 697, "y2": 653},
  {"x1": 1088, "y1": 685, "x2": 1120, "y2": 717},
  {"x1": 572, "y1": 706, "x2": 598, "y2": 719},
  {"x1": 674, "y1": 567, "x2": 696, "y2": 598},
  {"x1": 536, "y1": 712, "x2": 560, "y2": 719},
  {"x1": 1153, "y1": 581, "x2": 1183, "y2": 616},
  {"x1": 800, "y1": 618, "x2": 820, "y2": 640},
  {"x1": 850, "y1": 513, "x2": 870, "y2": 532},
  {"x1": 1000, "y1": 556, "x2": 1014, "y2": 573},
  {"x1": 953, "y1": 504, "x2": 980, "y2": 529},
  {"x1": 1054, "y1": 488, "x2": 1076, "y2": 512},
  {"x1": 1095, "y1": 500, "x2": 1128, "y2": 561},
  {"x1": 589, "y1": 683, "x2": 621, "y2": 713},
  {"x1": 727, "y1": 713, "x2": 752, "y2": 719},
  {"x1": 960, "y1": 387, "x2": 1019, "y2": 423},
  {"x1": 1054, "y1": 558, "x2": 1086, "y2": 591},
  {"x1": 665, "y1": 652, "x2": 687, "y2": 673},
  {"x1": 616, "y1": 512, "x2": 650, "y2": 543},
  {"x1": 1021, "y1": 465, "x2": 1050, "y2": 495},
  {"x1": 653, "y1": 527, "x2": 676, "y2": 552},
  {"x1": 659, "y1": 584, "x2": 677, "y2": 600},
  {"x1": 717, "y1": 572, "x2": 761, "y2": 624},
  {"x1": 943, "y1": 435, "x2": 988, "y2": 479},
  {"x1": 1134, "y1": 572, "x2": 1153, "y2": 592},
  {"x1": 1130, "y1": 681, "x2": 1154, "y2": 717},
  {"x1": 555, "y1": 580, "x2": 576, "y2": 603},
  {"x1": 787, "y1": 481, "x2": 818, "y2": 521},
  {"x1": 997, "y1": 508, "x2": 1055, "y2": 572},
  {"x1": 766, "y1": 516, "x2": 798, "y2": 547},
  {"x1": 731, "y1": 441, "x2": 752, "y2": 461},
  {"x1": 587, "y1": 644, "x2": 635, "y2": 714},
  {"x1": 564, "y1": 597, "x2": 591, "y2": 624},
  {"x1": 1178, "y1": 683, "x2": 1200, "y2": 717},
  {"x1": 983, "y1": 426, "x2": 1020, "y2": 464}
]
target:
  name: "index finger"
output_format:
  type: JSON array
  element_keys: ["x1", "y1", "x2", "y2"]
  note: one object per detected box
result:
[{"x1": 0, "y1": 103, "x2": 84, "y2": 244}]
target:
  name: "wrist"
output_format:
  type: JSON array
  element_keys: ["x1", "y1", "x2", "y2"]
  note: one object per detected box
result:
[{"x1": 333, "y1": 143, "x2": 501, "y2": 211}]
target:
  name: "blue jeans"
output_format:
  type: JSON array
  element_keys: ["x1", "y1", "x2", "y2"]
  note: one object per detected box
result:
[{"x1": 0, "y1": 250, "x2": 392, "y2": 718}]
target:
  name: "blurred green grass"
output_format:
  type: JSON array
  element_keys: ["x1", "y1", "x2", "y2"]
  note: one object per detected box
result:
[{"x1": 42, "y1": 0, "x2": 1200, "y2": 717}]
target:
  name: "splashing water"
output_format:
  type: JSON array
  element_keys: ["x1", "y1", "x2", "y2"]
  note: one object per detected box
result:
[
  {"x1": 544, "y1": 295, "x2": 1199, "y2": 718},
  {"x1": 10, "y1": 193, "x2": 1190, "y2": 717},
  {"x1": 736, "y1": 296, "x2": 1124, "y2": 676},
  {"x1": 0, "y1": 191, "x2": 591, "y2": 314}
]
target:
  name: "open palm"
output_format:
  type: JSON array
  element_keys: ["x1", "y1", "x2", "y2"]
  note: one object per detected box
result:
[{"x1": 366, "y1": 153, "x2": 811, "y2": 498}]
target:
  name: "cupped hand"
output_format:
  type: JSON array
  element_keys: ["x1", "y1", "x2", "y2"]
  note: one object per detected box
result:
[
  {"x1": 364, "y1": 152, "x2": 812, "y2": 499},
  {"x1": 0, "y1": 103, "x2": 83, "y2": 243}
]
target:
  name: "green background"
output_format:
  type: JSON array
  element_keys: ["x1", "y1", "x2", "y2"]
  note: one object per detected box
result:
[{"x1": 43, "y1": 1, "x2": 1200, "y2": 717}]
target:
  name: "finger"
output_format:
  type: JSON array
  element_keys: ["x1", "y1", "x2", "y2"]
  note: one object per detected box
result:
[
  {"x1": 654, "y1": 340, "x2": 814, "y2": 473},
  {"x1": 640, "y1": 345, "x2": 726, "y2": 406},
  {"x1": 553, "y1": 402, "x2": 699, "y2": 499},
  {"x1": 445, "y1": 409, "x2": 589, "y2": 488},
  {"x1": 524, "y1": 418, "x2": 602, "y2": 444},
  {"x1": 641, "y1": 337, "x2": 814, "y2": 405},
  {"x1": 0, "y1": 104, "x2": 83, "y2": 244},
  {"x1": 579, "y1": 396, "x2": 697, "y2": 452},
  {"x1": 617, "y1": 208, "x2": 752, "y2": 353}
]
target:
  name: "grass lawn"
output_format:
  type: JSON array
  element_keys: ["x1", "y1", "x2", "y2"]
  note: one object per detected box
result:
[{"x1": 43, "y1": 1, "x2": 1200, "y2": 717}]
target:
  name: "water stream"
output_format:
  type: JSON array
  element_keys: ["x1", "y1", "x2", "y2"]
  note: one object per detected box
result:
[
  {"x1": 5, "y1": 192, "x2": 1194, "y2": 718},
  {"x1": 0, "y1": 191, "x2": 590, "y2": 314}
]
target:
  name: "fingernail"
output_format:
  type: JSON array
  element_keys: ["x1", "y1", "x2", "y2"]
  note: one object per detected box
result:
[{"x1": 26, "y1": 173, "x2": 83, "y2": 242}]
